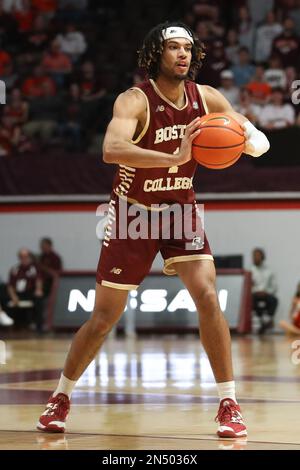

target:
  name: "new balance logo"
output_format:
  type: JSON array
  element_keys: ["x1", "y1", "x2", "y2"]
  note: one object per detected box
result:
[
  {"x1": 155, "y1": 105, "x2": 165, "y2": 112},
  {"x1": 192, "y1": 236, "x2": 203, "y2": 249},
  {"x1": 110, "y1": 267, "x2": 122, "y2": 275}
]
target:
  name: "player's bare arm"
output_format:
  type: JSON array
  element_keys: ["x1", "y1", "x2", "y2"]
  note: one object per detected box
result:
[
  {"x1": 203, "y1": 85, "x2": 270, "y2": 157},
  {"x1": 103, "y1": 88, "x2": 200, "y2": 168}
]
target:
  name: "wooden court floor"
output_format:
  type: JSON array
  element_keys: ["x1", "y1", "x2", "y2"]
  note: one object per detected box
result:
[{"x1": 0, "y1": 333, "x2": 300, "y2": 450}]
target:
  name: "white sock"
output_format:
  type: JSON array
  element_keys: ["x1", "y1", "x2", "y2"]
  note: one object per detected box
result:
[
  {"x1": 217, "y1": 380, "x2": 237, "y2": 403},
  {"x1": 53, "y1": 373, "x2": 77, "y2": 398}
]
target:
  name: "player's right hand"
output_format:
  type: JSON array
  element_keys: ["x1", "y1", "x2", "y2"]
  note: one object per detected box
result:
[{"x1": 176, "y1": 117, "x2": 201, "y2": 165}]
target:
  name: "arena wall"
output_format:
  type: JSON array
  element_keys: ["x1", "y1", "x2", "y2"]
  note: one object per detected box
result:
[{"x1": 1, "y1": 200, "x2": 299, "y2": 323}]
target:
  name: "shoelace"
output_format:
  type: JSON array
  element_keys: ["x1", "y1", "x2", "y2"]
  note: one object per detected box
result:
[
  {"x1": 46, "y1": 395, "x2": 69, "y2": 417},
  {"x1": 215, "y1": 403, "x2": 242, "y2": 424}
]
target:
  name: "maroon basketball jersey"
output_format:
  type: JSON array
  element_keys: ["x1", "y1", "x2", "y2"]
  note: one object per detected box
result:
[{"x1": 112, "y1": 78, "x2": 207, "y2": 208}]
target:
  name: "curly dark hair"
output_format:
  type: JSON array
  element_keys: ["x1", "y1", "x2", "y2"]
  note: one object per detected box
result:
[{"x1": 137, "y1": 21, "x2": 205, "y2": 81}]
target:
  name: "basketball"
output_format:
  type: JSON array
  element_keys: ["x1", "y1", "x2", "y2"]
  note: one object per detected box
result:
[{"x1": 192, "y1": 113, "x2": 245, "y2": 169}]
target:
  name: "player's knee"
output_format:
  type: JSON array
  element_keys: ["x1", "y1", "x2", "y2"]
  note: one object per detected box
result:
[
  {"x1": 197, "y1": 285, "x2": 219, "y2": 311},
  {"x1": 90, "y1": 309, "x2": 117, "y2": 335}
]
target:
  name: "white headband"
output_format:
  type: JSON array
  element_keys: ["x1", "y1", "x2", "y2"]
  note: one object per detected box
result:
[{"x1": 161, "y1": 26, "x2": 194, "y2": 44}]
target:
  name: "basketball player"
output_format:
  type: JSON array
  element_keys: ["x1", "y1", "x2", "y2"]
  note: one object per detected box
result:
[
  {"x1": 37, "y1": 22, "x2": 270, "y2": 438},
  {"x1": 279, "y1": 282, "x2": 300, "y2": 335}
]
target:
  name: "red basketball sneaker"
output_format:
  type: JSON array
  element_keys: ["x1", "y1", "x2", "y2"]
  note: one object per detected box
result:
[
  {"x1": 37, "y1": 393, "x2": 70, "y2": 433},
  {"x1": 215, "y1": 398, "x2": 247, "y2": 438}
]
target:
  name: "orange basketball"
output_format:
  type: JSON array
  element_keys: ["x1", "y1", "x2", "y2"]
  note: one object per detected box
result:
[{"x1": 192, "y1": 113, "x2": 245, "y2": 169}]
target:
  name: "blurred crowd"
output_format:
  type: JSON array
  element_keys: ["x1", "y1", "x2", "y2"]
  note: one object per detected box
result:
[
  {"x1": 0, "y1": 0, "x2": 300, "y2": 158},
  {"x1": 0, "y1": 237, "x2": 62, "y2": 332}
]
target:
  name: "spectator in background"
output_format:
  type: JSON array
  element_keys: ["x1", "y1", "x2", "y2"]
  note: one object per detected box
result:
[
  {"x1": 218, "y1": 70, "x2": 239, "y2": 106},
  {"x1": 0, "y1": 114, "x2": 32, "y2": 157},
  {"x1": 276, "y1": 0, "x2": 298, "y2": 15},
  {"x1": 279, "y1": 282, "x2": 300, "y2": 335},
  {"x1": 246, "y1": 65, "x2": 272, "y2": 104},
  {"x1": 204, "y1": 4, "x2": 225, "y2": 40},
  {"x1": 235, "y1": 87, "x2": 261, "y2": 125},
  {"x1": 236, "y1": 5, "x2": 255, "y2": 56},
  {"x1": 13, "y1": 0, "x2": 35, "y2": 33},
  {"x1": 251, "y1": 248, "x2": 278, "y2": 334},
  {"x1": 4, "y1": 88, "x2": 29, "y2": 126},
  {"x1": 225, "y1": 29, "x2": 240, "y2": 65},
  {"x1": 0, "y1": 50, "x2": 12, "y2": 76},
  {"x1": 22, "y1": 64, "x2": 56, "y2": 98},
  {"x1": 58, "y1": 82, "x2": 83, "y2": 151},
  {"x1": 231, "y1": 47, "x2": 255, "y2": 87},
  {"x1": 77, "y1": 61, "x2": 105, "y2": 102},
  {"x1": 21, "y1": 14, "x2": 51, "y2": 62},
  {"x1": 254, "y1": 10, "x2": 283, "y2": 64},
  {"x1": 0, "y1": 61, "x2": 18, "y2": 91},
  {"x1": 31, "y1": 0, "x2": 57, "y2": 20},
  {"x1": 247, "y1": 0, "x2": 274, "y2": 26},
  {"x1": 272, "y1": 17, "x2": 300, "y2": 67},
  {"x1": 264, "y1": 55, "x2": 287, "y2": 89},
  {"x1": 38, "y1": 237, "x2": 62, "y2": 297},
  {"x1": 192, "y1": 0, "x2": 219, "y2": 22},
  {"x1": 194, "y1": 20, "x2": 215, "y2": 60},
  {"x1": 194, "y1": 20, "x2": 211, "y2": 44},
  {"x1": 2, "y1": 0, "x2": 22, "y2": 11},
  {"x1": 72, "y1": 61, "x2": 108, "y2": 144},
  {"x1": 259, "y1": 87, "x2": 295, "y2": 129},
  {"x1": 23, "y1": 80, "x2": 62, "y2": 146},
  {"x1": 55, "y1": 23, "x2": 87, "y2": 63},
  {"x1": 198, "y1": 40, "x2": 229, "y2": 87},
  {"x1": 7, "y1": 248, "x2": 44, "y2": 331},
  {"x1": 41, "y1": 39, "x2": 72, "y2": 87}
]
